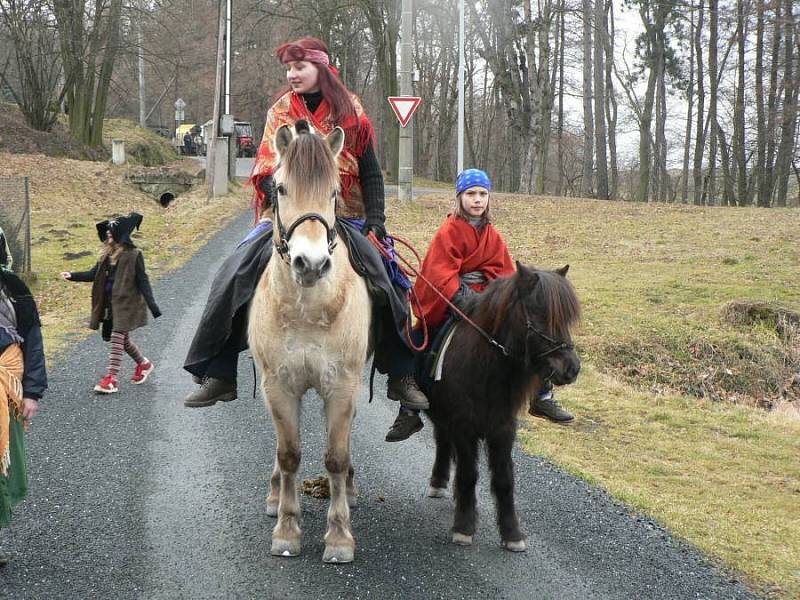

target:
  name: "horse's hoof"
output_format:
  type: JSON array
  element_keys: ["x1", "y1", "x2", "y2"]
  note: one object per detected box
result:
[
  {"x1": 323, "y1": 545, "x2": 354, "y2": 564},
  {"x1": 347, "y1": 494, "x2": 358, "y2": 509},
  {"x1": 502, "y1": 539, "x2": 527, "y2": 552},
  {"x1": 452, "y1": 532, "x2": 473, "y2": 546},
  {"x1": 427, "y1": 486, "x2": 448, "y2": 498},
  {"x1": 271, "y1": 538, "x2": 302, "y2": 557},
  {"x1": 266, "y1": 501, "x2": 279, "y2": 518}
]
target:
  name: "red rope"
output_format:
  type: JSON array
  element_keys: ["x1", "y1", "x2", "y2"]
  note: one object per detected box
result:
[{"x1": 366, "y1": 231, "x2": 489, "y2": 354}]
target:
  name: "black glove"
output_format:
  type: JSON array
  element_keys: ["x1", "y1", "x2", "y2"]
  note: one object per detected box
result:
[
  {"x1": 451, "y1": 282, "x2": 478, "y2": 313},
  {"x1": 361, "y1": 220, "x2": 387, "y2": 241},
  {"x1": 258, "y1": 175, "x2": 277, "y2": 209}
]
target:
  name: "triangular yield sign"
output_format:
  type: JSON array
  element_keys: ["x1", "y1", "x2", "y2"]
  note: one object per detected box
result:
[{"x1": 388, "y1": 96, "x2": 422, "y2": 127}]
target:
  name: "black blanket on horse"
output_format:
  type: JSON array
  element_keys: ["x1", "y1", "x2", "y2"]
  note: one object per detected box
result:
[{"x1": 183, "y1": 218, "x2": 410, "y2": 379}]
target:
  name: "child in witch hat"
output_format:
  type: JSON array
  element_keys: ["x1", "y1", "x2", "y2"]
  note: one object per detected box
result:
[{"x1": 60, "y1": 212, "x2": 161, "y2": 394}]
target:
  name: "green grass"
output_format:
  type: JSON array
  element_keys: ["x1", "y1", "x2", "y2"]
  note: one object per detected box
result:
[
  {"x1": 386, "y1": 193, "x2": 800, "y2": 598},
  {"x1": 102, "y1": 119, "x2": 177, "y2": 166},
  {"x1": 0, "y1": 150, "x2": 249, "y2": 357}
]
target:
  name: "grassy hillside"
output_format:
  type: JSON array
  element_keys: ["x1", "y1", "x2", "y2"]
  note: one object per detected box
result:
[
  {"x1": 0, "y1": 151, "x2": 248, "y2": 356},
  {"x1": 388, "y1": 192, "x2": 800, "y2": 599}
]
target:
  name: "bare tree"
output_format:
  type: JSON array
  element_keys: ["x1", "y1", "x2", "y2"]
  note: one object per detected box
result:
[{"x1": 0, "y1": 0, "x2": 63, "y2": 131}]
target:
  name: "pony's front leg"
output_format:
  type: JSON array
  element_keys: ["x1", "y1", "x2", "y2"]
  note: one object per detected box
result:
[
  {"x1": 428, "y1": 423, "x2": 453, "y2": 498},
  {"x1": 451, "y1": 436, "x2": 479, "y2": 545},
  {"x1": 266, "y1": 449, "x2": 280, "y2": 517},
  {"x1": 321, "y1": 388, "x2": 357, "y2": 563},
  {"x1": 487, "y1": 431, "x2": 527, "y2": 552},
  {"x1": 266, "y1": 387, "x2": 303, "y2": 557}
]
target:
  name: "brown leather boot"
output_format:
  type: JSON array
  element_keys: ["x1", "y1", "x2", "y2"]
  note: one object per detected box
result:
[
  {"x1": 385, "y1": 410, "x2": 424, "y2": 442},
  {"x1": 386, "y1": 374, "x2": 429, "y2": 410},
  {"x1": 183, "y1": 377, "x2": 237, "y2": 408}
]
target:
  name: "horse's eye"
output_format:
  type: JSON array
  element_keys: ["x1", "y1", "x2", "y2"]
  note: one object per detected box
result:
[
  {"x1": 276, "y1": 184, "x2": 286, "y2": 196},
  {"x1": 331, "y1": 191, "x2": 337, "y2": 200}
]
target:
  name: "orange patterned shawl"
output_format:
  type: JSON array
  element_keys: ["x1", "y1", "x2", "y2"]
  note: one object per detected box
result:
[{"x1": 249, "y1": 91, "x2": 376, "y2": 220}]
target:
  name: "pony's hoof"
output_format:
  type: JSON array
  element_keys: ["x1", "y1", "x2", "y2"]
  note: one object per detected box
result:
[
  {"x1": 323, "y1": 545, "x2": 354, "y2": 564},
  {"x1": 271, "y1": 538, "x2": 302, "y2": 557},
  {"x1": 347, "y1": 494, "x2": 358, "y2": 509},
  {"x1": 266, "y1": 501, "x2": 279, "y2": 518},
  {"x1": 502, "y1": 539, "x2": 527, "y2": 552},
  {"x1": 427, "y1": 486, "x2": 448, "y2": 498},
  {"x1": 452, "y1": 532, "x2": 473, "y2": 546}
]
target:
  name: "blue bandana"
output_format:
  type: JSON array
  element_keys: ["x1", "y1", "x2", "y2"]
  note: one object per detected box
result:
[{"x1": 456, "y1": 169, "x2": 492, "y2": 195}]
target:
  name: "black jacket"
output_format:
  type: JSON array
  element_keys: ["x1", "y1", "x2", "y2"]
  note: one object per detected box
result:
[{"x1": 0, "y1": 270, "x2": 47, "y2": 400}]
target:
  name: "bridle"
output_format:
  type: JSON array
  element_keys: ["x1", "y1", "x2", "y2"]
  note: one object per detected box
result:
[
  {"x1": 272, "y1": 190, "x2": 338, "y2": 263},
  {"x1": 490, "y1": 300, "x2": 574, "y2": 362}
]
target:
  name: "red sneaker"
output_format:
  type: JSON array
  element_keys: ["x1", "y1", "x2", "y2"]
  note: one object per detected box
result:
[
  {"x1": 94, "y1": 375, "x2": 119, "y2": 394},
  {"x1": 131, "y1": 360, "x2": 154, "y2": 385}
]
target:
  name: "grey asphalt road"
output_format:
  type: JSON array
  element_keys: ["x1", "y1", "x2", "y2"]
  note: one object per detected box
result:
[{"x1": 0, "y1": 211, "x2": 759, "y2": 599}]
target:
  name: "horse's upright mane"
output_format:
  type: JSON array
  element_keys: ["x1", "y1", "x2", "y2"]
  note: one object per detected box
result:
[
  {"x1": 281, "y1": 130, "x2": 339, "y2": 200},
  {"x1": 469, "y1": 268, "x2": 581, "y2": 339}
]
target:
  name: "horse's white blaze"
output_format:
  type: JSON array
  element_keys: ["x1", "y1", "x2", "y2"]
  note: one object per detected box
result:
[{"x1": 288, "y1": 229, "x2": 331, "y2": 271}]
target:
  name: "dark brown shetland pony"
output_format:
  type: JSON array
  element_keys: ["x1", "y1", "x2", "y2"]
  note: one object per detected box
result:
[{"x1": 424, "y1": 262, "x2": 581, "y2": 551}]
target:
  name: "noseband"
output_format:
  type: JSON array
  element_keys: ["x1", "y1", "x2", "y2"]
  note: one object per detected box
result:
[{"x1": 272, "y1": 195, "x2": 338, "y2": 263}]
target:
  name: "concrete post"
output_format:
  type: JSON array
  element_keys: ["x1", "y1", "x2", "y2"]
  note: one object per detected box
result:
[
  {"x1": 212, "y1": 138, "x2": 229, "y2": 196},
  {"x1": 112, "y1": 140, "x2": 126, "y2": 165},
  {"x1": 398, "y1": 0, "x2": 413, "y2": 202}
]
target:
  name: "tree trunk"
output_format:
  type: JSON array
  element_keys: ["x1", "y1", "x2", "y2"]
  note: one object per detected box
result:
[
  {"x1": 764, "y1": 1, "x2": 782, "y2": 207},
  {"x1": 732, "y1": 0, "x2": 747, "y2": 205},
  {"x1": 754, "y1": 0, "x2": 767, "y2": 206},
  {"x1": 681, "y1": 4, "x2": 695, "y2": 203},
  {"x1": 593, "y1": 0, "x2": 609, "y2": 199},
  {"x1": 605, "y1": 0, "x2": 618, "y2": 199},
  {"x1": 692, "y1": 0, "x2": 706, "y2": 205},
  {"x1": 705, "y1": 0, "x2": 719, "y2": 205},
  {"x1": 581, "y1": 0, "x2": 594, "y2": 197},
  {"x1": 774, "y1": 0, "x2": 797, "y2": 207},
  {"x1": 556, "y1": 1, "x2": 565, "y2": 196}
]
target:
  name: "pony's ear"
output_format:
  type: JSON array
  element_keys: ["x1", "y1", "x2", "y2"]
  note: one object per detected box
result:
[
  {"x1": 327, "y1": 127, "x2": 345, "y2": 158},
  {"x1": 275, "y1": 124, "x2": 294, "y2": 156},
  {"x1": 516, "y1": 263, "x2": 539, "y2": 296},
  {"x1": 556, "y1": 264, "x2": 570, "y2": 277}
]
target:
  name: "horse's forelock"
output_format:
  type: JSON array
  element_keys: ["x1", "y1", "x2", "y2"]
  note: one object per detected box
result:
[
  {"x1": 533, "y1": 270, "x2": 581, "y2": 337},
  {"x1": 281, "y1": 131, "x2": 339, "y2": 202}
]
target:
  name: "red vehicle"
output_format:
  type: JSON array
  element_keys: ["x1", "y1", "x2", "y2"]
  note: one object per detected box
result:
[{"x1": 235, "y1": 121, "x2": 256, "y2": 157}]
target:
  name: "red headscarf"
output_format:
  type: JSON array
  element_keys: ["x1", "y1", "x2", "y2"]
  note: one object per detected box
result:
[{"x1": 249, "y1": 38, "x2": 375, "y2": 220}]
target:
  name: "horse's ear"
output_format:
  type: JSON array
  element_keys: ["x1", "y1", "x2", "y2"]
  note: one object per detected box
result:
[
  {"x1": 516, "y1": 262, "x2": 539, "y2": 295},
  {"x1": 556, "y1": 264, "x2": 570, "y2": 277},
  {"x1": 275, "y1": 124, "x2": 294, "y2": 156},
  {"x1": 327, "y1": 127, "x2": 345, "y2": 158}
]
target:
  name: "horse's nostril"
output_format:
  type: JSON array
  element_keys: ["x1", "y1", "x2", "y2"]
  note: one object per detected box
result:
[
  {"x1": 292, "y1": 255, "x2": 309, "y2": 274},
  {"x1": 318, "y1": 256, "x2": 331, "y2": 277}
]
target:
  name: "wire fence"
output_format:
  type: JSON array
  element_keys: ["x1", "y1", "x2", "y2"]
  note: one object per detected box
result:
[{"x1": 0, "y1": 176, "x2": 32, "y2": 272}]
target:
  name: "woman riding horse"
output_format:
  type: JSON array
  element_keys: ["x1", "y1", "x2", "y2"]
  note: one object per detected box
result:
[{"x1": 182, "y1": 37, "x2": 427, "y2": 416}]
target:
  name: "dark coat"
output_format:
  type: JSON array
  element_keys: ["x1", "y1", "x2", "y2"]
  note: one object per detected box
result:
[
  {"x1": 0, "y1": 270, "x2": 47, "y2": 400},
  {"x1": 183, "y1": 219, "x2": 411, "y2": 378},
  {"x1": 70, "y1": 247, "x2": 161, "y2": 333},
  {"x1": 183, "y1": 224, "x2": 273, "y2": 378}
]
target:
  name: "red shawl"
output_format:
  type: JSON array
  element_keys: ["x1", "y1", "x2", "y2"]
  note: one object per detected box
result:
[
  {"x1": 249, "y1": 91, "x2": 375, "y2": 220},
  {"x1": 413, "y1": 215, "x2": 515, "y2": 328}
]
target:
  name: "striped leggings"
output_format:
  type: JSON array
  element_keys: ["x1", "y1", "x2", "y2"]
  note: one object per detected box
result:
[{"x1": 108, "y1": 331, "x2": 145, "y2": 378}]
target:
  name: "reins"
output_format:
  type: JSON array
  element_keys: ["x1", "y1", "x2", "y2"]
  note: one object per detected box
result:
[
  {"x1": 365, "y1": 231, "x2": 511, "y2": 356},
  {"x1": 365, "y1": 231, "x2": 574, "y2": 363}
]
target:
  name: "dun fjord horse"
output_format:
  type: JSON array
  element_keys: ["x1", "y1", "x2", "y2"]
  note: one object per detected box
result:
[
  {"x1": 425, "y1": 264, "x2": 581, "y2": 551},
  {"x1": 249, "y1": 121, "x2": 370, "y2": 563}
]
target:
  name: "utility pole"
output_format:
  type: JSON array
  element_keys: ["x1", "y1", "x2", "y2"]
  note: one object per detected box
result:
[
  {"x1": 137, "y1": 0, "x2": 146, "y2": 127},
  {"x1": 398, "y1": 0, "x2": 413, "y2": 201},
  {"x1": 457, "y1": 0, "x2": 465, "y2": 175},
  {"x1": 225, "y1": 0, "x2": 236, "y2": 181},
  {"x1": 207, "y1": 0, "x2": 227, "y2": 198}
]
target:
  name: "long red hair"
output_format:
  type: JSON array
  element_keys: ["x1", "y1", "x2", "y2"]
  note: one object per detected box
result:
[{"x1": 274, "y1": 37, "x2": 356, "y2": 125}]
